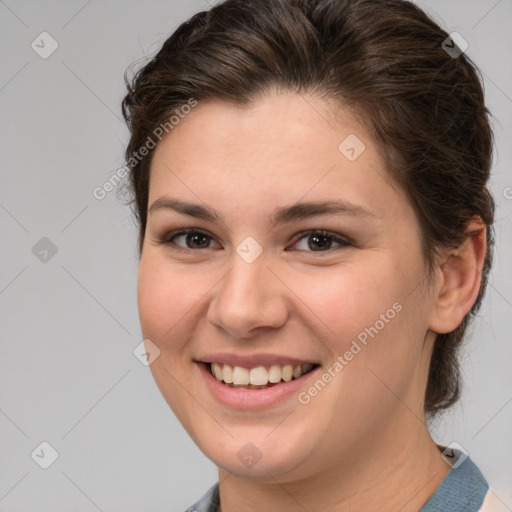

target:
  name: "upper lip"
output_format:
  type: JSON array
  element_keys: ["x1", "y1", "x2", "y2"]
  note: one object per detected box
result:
[{"x1": 196, "y1": 353, "x2": 320, "y2": 368}]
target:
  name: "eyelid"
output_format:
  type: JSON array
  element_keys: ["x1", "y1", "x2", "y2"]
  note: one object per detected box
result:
[
  {"x1": 288, "y1": 230, "x2": 352, "y2": 251},
  {"x1": 157, "y1": 228, "x2": 353, "y2": 253},
  {"x1": 160, "y1": 228, "x2": 220, "y2": 251}
]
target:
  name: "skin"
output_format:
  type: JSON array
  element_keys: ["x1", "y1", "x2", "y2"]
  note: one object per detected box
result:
[{"x1": 137, "y1": 90, "x2": 486, "y2": 511}]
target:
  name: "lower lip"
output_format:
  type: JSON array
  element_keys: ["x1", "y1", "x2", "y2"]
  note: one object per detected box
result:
[{"x1": 196, "y1": 362, "x2": 321, "y2": 410}]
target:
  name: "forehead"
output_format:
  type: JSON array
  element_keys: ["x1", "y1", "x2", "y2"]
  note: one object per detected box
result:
[{"x1": 148, "y1": 92, "x2": 407, "y2": 221}]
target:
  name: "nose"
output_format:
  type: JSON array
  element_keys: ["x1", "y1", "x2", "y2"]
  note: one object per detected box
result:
[{"x1": 206, "y1": 250, "x2": 288, "y2": 340}]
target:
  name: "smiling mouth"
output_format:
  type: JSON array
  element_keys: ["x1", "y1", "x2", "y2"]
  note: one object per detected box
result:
[{"x1": 205, "y1": 362, "x2": 320, "y2": 390}]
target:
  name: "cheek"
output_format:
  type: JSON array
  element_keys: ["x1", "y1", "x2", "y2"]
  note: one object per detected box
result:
[
  {"x1": 301, "y1": 255, "x2": 427, "y2": 397},
  {"x1": 299, "y1": 258, "x2": 408, "y2": 346},
  {"x1": 137, "y1": 255, "x2": 206, "y2": 341},
  {"x1": 136, "y1": 255, "x2": 203, "y2": 420},
  {"x1": 312, "y1": 259, "x2": 430, "y2": 415}
]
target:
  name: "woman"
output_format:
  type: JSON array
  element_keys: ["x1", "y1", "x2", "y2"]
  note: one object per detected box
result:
[{"x1": 121, "y1": 0, "x2": 501, "y2": 510}]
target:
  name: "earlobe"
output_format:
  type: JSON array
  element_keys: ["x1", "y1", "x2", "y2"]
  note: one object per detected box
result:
[{"x1": 428, "y1": 219, "x2": 487, "y2": 334}]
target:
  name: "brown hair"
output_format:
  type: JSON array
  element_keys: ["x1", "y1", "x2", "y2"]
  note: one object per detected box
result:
[{"x1": 121, "y1": 0, "x2": 495, "y2": 418}]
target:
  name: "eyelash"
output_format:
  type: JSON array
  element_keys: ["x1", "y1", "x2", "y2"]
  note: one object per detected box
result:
[{"x1": 156, "y1": 228, "x2": 352, "y2": 255}]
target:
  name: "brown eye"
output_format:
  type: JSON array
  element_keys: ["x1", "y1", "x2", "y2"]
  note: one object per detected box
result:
[
  {"x1": 182, "y1": 232, "x2": 211, "y2": 249},
  {"x1": 160, "y1": 229, "x2": 218, "y2": 250},
  {"x1": 290, "y1": 230, "x2": 351, "y2": 253}
]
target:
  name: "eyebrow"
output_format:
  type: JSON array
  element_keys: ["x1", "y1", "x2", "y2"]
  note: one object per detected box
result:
[{"x1": 148, "y1": 197, "x2": 377, "y2": 227}]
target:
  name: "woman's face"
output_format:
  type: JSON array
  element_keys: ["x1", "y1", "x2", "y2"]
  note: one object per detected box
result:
[{"x1": 138, "y1": 91, "x2": 439, "y2": 481}]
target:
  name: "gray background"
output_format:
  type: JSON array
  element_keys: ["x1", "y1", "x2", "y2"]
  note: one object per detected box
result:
[{"x1": 0, "y1": 0, "x2": 511, "y2": 510}]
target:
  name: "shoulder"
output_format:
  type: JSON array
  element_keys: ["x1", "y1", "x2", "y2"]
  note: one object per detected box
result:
[{"x1": 420, "y1": 447, "x2": 489, "y2": 511}]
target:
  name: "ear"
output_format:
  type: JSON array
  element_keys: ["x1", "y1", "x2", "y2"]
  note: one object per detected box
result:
[{"x1": 428, "y1": 218, "x2": 487, "y2": 334}]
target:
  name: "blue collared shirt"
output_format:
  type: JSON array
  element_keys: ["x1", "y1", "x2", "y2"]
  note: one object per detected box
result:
[{"x1": 184, "y1": 448, "x2": 489, "y2": 512}]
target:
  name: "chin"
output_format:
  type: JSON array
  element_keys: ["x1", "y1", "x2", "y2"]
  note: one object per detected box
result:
[{"x1": 189, "y1": 421, "x2": 321, "y2": 480}]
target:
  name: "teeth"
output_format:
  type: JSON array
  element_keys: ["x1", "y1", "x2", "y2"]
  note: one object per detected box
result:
[
  {"x1": 232, "y1": 366, "x2": 249, "y2": 385},
  {"x1": 302, "y1": 363, "x2": 313, "y2": 374},
  {"x1": 268, "y1": 365, "x2": 282, "y2": 383},
  {"x1": 281, "y1": 364, "x2": 293, "y2": 382},
  {"x1": 249, "y1": 366, "x2": 268, "y2": 385},
  {"x1": 210, "y1": 362, "x2": 315, "y2": 386},
  {"x1": 223, "y1": 364, "x2": 234, "y2": 383},
  {"x1": 213, "y1": 363, "x2": 223, "y2": 381}
]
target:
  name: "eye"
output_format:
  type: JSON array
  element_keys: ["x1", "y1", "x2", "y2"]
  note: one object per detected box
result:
[
  {"x1": 158, "y1": 229, "x2": 218, "y2": 251},
  {"x1": 289, "y1": 230, "x2": 351, "y2": 253},
  {"x1": 156, "y1": 228, "x2": 351, "y2": 254}
]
